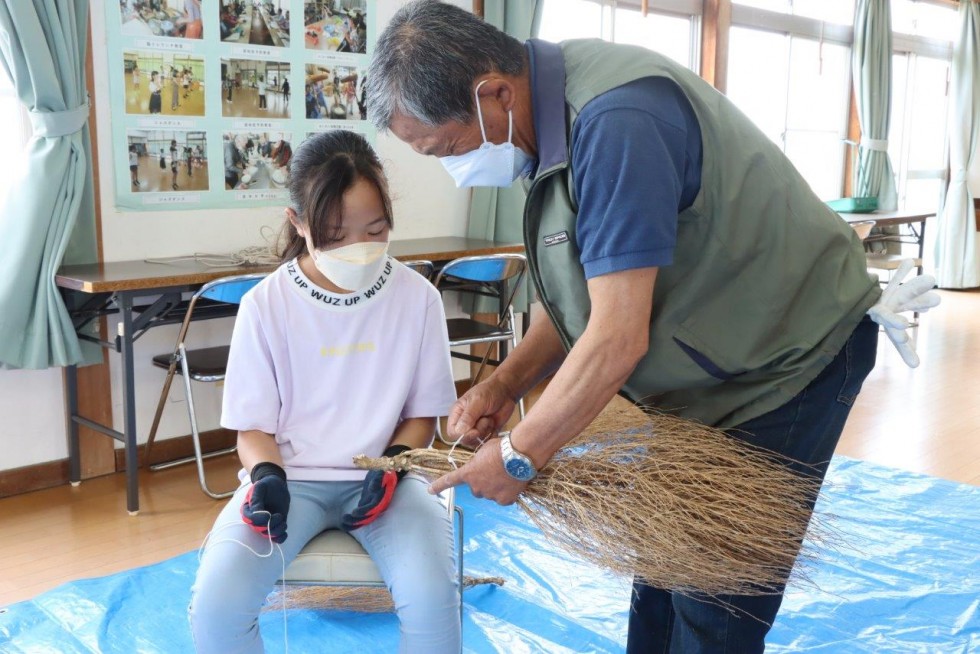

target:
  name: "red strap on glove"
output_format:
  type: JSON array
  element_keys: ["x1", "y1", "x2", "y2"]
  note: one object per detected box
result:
[
  {"x1": 240, "y1": 462, "x2": 290, "y2": 543},
  {"x1": 341, "y1": 444, "x2": 410, "y2": 531}
]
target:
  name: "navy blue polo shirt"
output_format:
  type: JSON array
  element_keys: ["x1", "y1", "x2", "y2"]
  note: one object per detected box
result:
[{"x1": 526, "y1": 39, "x2": 703, "y2": 279}]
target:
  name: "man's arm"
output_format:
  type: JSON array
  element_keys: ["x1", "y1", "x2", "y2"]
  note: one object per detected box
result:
[
  {"x1": 431, "y1": 266, "x2": 656, "y2": 503},
  {"x1": 487, "y1": 305, "x2": 567, "y2": 403},
  {"x1": 512, "y1": 267, "x2": 656, "y2": 469},
  {"x1": 446, "y1": 305, "x2": 567, "y2": 442}
]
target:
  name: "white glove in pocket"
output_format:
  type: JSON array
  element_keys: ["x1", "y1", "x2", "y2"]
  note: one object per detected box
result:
[{"x1": 866, "y1": 259, "x2": 941, "y2": 367}]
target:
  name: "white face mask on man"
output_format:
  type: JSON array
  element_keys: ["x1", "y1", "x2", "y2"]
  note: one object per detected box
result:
[
  {"x1": 439, "y1": 79, "x2": 534, "y2": 188},
  {"x1": 311, "y1": 240, "x2": 389, "y2": 292}
]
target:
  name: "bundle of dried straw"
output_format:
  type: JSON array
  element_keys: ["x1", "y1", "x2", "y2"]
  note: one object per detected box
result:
[
  {"x1": 265, "y1": 576, "x2": 504, "y2": 613},
  {"x1": 354, "y1": 403, "x2": 829, "y2": 598}
]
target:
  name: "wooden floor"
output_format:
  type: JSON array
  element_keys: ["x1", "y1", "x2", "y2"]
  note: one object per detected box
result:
[
  {"x1": 1, "y1": 288, "x2": 977, "y2": 608},
  {"x1": 133, "y1": 157, "x2": 210, "y2": 193}
]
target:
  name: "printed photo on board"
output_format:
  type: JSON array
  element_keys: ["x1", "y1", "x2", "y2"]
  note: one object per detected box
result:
[
  {"x1": 220, "y1": 0, "x2": 291, "y2": 47},
  {"x1": 303, "y1": 0, "x2": 367, "y2": 53},
  {"x1": 223, "y1": 131, "x2": 293, "y2": 191},
  {"x1": 127, "y1": 130, "x2": 208, "y2": 193},
  {"x1": 124, "y1": 51, "x2": 205, "y2": 117},
  {"x1": 120, "y1": 0, "x2": 204, "y2": 39},
  {"x1": 304, "y1": 64, "x2": 365, "y2": 120},
  {"x1": 222, "y1": 59, "x2": 292, "y2": 118}
]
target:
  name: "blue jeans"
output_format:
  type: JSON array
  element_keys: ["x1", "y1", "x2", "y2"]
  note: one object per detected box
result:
[
  {"x1": 189, "y1": 476, "x2": 461, "y2": 654},
  {"x1": 626, "y1": 315, "x2": 879, "y2": 654}
]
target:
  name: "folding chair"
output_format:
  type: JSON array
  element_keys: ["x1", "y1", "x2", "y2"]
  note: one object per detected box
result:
[
  {"x1": 400, "y1": 259, "x2": 435, "y2": 282},
  {"x1": 144, "y1": 272, "x2": 267, "y2": 499},
  {"x1": 280, "y1": 485, "x2": 465, "y2": 651},
  {"x1": 433, "y1": 254, "x2": 528, "y2": 443}
]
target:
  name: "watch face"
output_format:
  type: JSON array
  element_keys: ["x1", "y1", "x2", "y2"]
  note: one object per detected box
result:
[{"x1": 505, "y1": 457, "x2": 534, "y2": 481}]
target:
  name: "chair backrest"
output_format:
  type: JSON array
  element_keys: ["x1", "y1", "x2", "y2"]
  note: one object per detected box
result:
[
  {"x1": 194, "y1": 272, "x2": 268, "y2": 304},
  {"x1": 174, "y1": 272, "x2": 268, "y2": 350},
  {"x1": 433, "y1": 253, "x2": 527, "y2": 287},
  {"x1": 400, "y1": 259, "x2": 435, "y2": 282}
]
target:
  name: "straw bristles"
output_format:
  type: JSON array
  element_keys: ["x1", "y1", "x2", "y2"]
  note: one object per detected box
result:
[
  {"x1": 264, "y1": 576, "x2": 504, "y2": 613},
  {"x1": 354, "y1": 404, "x2": 827, "y2": 597}
]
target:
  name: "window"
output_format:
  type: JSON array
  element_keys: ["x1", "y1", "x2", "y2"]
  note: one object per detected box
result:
[
  {"x1": 538, "y1": 0, "x2": 605, "y2": 42},
  {"x1": 727, "y1": 22, "x2": 851, "y2": 200},
  {"x1": 734, "y1": 0, "x2": 856, "y2": 27},
  {"x1": 892, "y1": 0, "x2": 959, "y2": 41},
  {"x1": 612, "y1": 6, "x2": 696, "y2": 69},
  {"x1": 889, "y1": 53, "x2": 951, "y2": 210},
  {"x1": 889, "y1": 0, "x2": 957, "y2": 210},
  {"x1": 0, "y1": 71, "x2": 31, "y2": 207},
  {"x1": 538, "y1": 0, "x2": 700, "y2": 71}
]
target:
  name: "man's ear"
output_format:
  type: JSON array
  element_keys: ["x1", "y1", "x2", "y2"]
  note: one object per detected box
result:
[{"x1": 475, "y1": 76, "x2": 516, "y2": 113}]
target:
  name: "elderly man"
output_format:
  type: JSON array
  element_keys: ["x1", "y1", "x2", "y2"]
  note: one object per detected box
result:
[{"x1": 368, "y1": 1, "x2": 881, "y2": 652}]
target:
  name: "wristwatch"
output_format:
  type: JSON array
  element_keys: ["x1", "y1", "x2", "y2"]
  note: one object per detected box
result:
[{"x1": 499, "y1": 432, "x2": 537, "y2": 482}]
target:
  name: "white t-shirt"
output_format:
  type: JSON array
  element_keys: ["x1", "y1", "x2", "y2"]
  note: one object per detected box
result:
[
  {"x1": 258, "y1": 81, "x2": 266, "y2": 94},
  {"x1": 221, "y1": 257, "x2": 456, "y2": 481}
]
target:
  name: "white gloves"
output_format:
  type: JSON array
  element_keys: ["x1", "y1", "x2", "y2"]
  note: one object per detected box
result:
[{"x1": 866, "y1": 259, "x2": 941, "y2": 368}]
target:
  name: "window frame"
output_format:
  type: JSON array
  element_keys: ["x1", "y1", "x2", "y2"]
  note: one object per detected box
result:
[
  {"x1": 538, "y1": 0, "x2": 959, "y2": 206},
  {"x1": 727, "y1": 5, "x2": 855, "y2": 200},
  {"x1": 538, "y1": 0, "x2": 703, "y2": 72}
]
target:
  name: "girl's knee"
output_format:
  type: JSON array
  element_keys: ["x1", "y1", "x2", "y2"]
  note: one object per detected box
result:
[{"x1": 392, "y1": 565, "x2": 460, "y2": 623}]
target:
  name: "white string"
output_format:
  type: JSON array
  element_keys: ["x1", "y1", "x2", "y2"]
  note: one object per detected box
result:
[
  {"x1": 198, "y1": 510, "x2": 289, "y2": 654},
  {"x1": 445, "y1": 429, "x2": 495, "y2": 471},
  {"x1": 145, "y1": 226, "x2": 282, "y2": 268}
]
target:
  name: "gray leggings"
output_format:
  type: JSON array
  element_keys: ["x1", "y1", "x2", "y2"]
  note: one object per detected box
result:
[{"x1": 189, "y1": 476, "x2": 460, "y2": 653}]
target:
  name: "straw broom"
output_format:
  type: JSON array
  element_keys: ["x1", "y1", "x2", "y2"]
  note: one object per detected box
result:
[
  {"x1": 265, "y1": 576, "x2": 505, "y2": 613},
  {"x1": 354, "y1": 402, "x2": 828, "y2": 598}
]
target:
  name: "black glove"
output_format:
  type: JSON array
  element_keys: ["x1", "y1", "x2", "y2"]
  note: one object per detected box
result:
[
  {"x1": 240, "y1": 462, "x2": 290, "y2": 543},
  {"x1": 342, "y1": 444, "x2": 411, "y2": 531}
]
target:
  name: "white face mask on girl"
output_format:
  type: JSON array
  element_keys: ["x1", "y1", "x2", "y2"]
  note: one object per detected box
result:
[
  {"x1": 311, "y1": 240, "x2": 389, "y2": 292},
  {"x1": 439, "y1": 79, "x2": 534, "y2": 188}
]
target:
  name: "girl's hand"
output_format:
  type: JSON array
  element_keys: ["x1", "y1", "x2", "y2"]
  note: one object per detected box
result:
[
  {"x1": 240, "y1": 462, "x2": 290, "y2": 543},
  {"x1": 446, "y1": 379, "x2": 517, "y2": 448},
  {"x1": 341, "y1": 444, "x2": 411, "y2": 530}
]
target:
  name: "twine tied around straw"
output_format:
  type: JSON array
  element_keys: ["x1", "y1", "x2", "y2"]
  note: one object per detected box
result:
[{"x1": 354, "y1": 403, "x2": 831, "y2": 598}]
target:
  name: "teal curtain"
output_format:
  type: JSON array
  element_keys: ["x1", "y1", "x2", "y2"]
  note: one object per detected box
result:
[
  {"x1": 934, "y1": 1, "x2": 980, "y2": 289},
  {"x1": 852, "y1": 0, "x2": 898, "y2": 211},
  {"x1": 466, "y1": 0, "x2": 544, "y2": 314},
  {"x1": 0, "y1": 0, "x2": 98, "y2": 369}
]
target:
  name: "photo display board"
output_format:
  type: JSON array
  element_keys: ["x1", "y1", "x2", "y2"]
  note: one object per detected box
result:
[{"x1": 107, "y1": 1, "x2": 375, "y2": 211}]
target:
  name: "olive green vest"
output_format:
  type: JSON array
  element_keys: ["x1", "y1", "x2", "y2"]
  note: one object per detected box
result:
[{"x1": 523, "y1": 39, "x2": 880, "y2": 428}]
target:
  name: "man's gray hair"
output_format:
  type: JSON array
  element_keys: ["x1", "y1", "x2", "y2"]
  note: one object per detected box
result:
[{"x1": 367, "y1": 0, "x2": 526, "y2": 131}]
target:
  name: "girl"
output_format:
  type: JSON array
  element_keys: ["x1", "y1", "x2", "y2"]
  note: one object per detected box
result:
[
  {"x1": 189, "y1": 130, "x2": 460, "y2": 654},
  {"x1": 170, "y1": 139, "x2": 179, "y2": 190},
  {"x1": 148, "y1": 71, "x2": 162, "y2": 114},
  {"x1": 170, "y1": 67, "x2": 180, "y2": 112},
  {"x1": 128, "y1": 144, "x2": 140, "y2": 188}
]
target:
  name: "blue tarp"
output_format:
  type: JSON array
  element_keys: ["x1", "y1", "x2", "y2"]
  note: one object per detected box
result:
[{"x1": 1, "y1": 456, "x2": 978, "y2": 653}]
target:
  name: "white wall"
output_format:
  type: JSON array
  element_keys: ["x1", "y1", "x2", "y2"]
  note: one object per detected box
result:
[{"x1": 0, "y1": 0, "x2": 474, "y2": 473}]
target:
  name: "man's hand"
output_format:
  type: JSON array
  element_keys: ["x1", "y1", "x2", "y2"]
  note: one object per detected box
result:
[
  {"x1": 446, "y1": 379, "x2": 517, "y2": 447},
  {"x1": 429, "y1": 438, "x2": 528, "y2": 505},
  {"x1": 240, "y1": 462, "x2": 290, "y2": 543}
]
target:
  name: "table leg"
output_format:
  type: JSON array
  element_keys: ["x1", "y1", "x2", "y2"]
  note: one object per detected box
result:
[
  {"x1": 917, "y1": 219, "x2": 927, "y2": 277},
  {"x1": 119, "y1": 293, "x2": 140, "y2": 515},
  {"x1": 65, "y1": 364, "x2": 81, "y2": 486}
]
